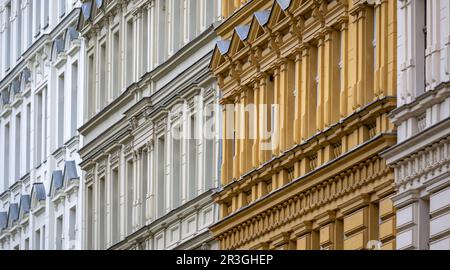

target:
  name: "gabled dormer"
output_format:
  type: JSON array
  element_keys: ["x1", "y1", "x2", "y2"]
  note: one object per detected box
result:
[
  {"x1": 7, "y1": 203, "x2": 19, "y2": 228},
  {"x1": 64, "y1": 26, "x2": 81, "y2": 56},
  {"x1": 30, "y1": 183, "x2": 46, "y2": 215},
  {"x1": 20, "y1": 68, "x2": 31, "y2": 91},
  {"x1": 18, "y1": 195, "x2": 31, "y2": 222},
  {"x1": 77, "y1": 0, "x2": 93, "y2": 31},
  {"x1": 51, "y1": 36, "x2": 67, "y2": 68},
  {"x1": 0, "y1": 212, "x2": 7, "y2": 232},
  {"x1": 49, "y1": 170, "x2": 64, "y2": 201},
  {"x1": 63, "y1": 161, "x2": 80, "y2": 195}
]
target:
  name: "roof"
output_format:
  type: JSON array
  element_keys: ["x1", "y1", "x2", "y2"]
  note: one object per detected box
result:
[
  {"x1": 63, "y1": 160, "x2": 79, "y2": 181},
  {"x1": 0, "y1": 212, "x2": 7, "y2": 230},
  {"x1": 31, "y1": 183, "x2": 47, "y2": 201},
  {"x1": 8, "y1": 203, "x2": 19, "y2": 225},
  {"x1": 81, "y1": 1, "x2": 93, "y2": 21},
  {"x1": 19, "y1": 195, "x2": 31, "y2": 216},
  {"x1": 49, "y1": 170, "x2": 64, "y2": 196}
]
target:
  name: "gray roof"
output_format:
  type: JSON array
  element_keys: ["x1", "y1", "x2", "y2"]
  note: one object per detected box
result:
[
  {"x1": 32, "y1": 183, "x2": 47, "y2": 201},
  {"x1": 276, "y1": 0, "x2": 292, "y2": 11},
  {"x1": 254, "y1": 10, "x2": 271, "y2": 27},
  {"x1": 1, "y1": 88, "x2": 10, "y2": 105},
  {"x1": 235, "y1": 25, "x2": 250, "y2": 41},
  {"x1": 50, "y1": 170, "x2": 64, "y2": 196},
  {"x1": 19, "y1": 195, "x2": 31, "y2": 216},
  {"x1": 21, "y1": 68, "x2": 31, "y2": 84},
  {"x1": 53, "y1": 38, "x2": 65, "y2": 57},
  {"x1": 8, "y1": 203, "x2": 19, "y2": 225},
  {"x1": 95, "y1": 0, "x2": 104, "y2": 8},
  {"x1": 216, "y1": 40, "x2": 231, "y2": 55},
  {"x1": 64, "y1": 160, "x2": 79, "y2": 181},
  {"x1": 11, "y1": 79, "x2": 21, "y2": 95},
  {"x1": 66, "y1": 27, "x2": 79, "y2": 42},
  {"x1": 0, "y1": 212, "x2": 7, "y2": 230},
  {"x1": 82, "y1": 1, "x2": 92, "y2": 20}
]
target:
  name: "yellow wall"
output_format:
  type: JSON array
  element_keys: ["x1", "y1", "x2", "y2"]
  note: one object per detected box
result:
[{"x1": 211, "y1": 0, "x2": 397, "y2": 250}]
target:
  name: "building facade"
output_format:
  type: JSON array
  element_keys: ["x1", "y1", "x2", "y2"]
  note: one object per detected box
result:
[
  {"x1": 0, "y1": 0, "x2": 85, "y2": 250},
  {"x1": 210, "y1": 0, "x2": 398, "y2": 250},
  {"x1": 77, "y1": 0, "x2": 222, "y2": 250},
  {"x1": 382, "y1": 0, "x2": 450, "y2": 250}
]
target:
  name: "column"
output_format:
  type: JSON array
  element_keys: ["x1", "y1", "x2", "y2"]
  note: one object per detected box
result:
[
  {"x1": 252, "y1": 80, "x2": 260, "y2": 167},
  {"x1": 272, "y1": 67, "x2": 281, "y2": 156},
  {"x1": 339, "y1": 19, "x2": 349, "y2": 118},
  {"x1": 316, "y1": 35, "x2": 325, "y2": 132},
  {"x1": 294, "y1": 52, "x2": 302, "y2": 144}
]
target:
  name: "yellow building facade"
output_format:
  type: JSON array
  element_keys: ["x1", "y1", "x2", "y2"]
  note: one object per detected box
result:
[{"x1": 210, "y1": 0, "x2": 398, "y2": 250}]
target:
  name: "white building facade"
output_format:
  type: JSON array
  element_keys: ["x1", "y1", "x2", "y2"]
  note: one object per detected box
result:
[
  {"x1": 383, "y1": 0, "x2": 450, "y2": 250},
  {"x1": 77, "y1": 0, "x2": 222, "y2": 250},
  {"x1": 0, "y1": 0, "x2": 85, "y2": 250}
]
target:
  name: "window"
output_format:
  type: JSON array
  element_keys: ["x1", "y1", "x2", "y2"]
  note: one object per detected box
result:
[
  {"x1": 5, "y1": 2, "x2": 11, "y2": 70},
  {"x1": 141, "y1": 150, "x2": 148, "y2": 225},
  {"x1": 99, "y1": 177, "x2": 106, "y2": 249},
  {"x1": 4, "y1": 123, "x2": 10, "y2": 189},
  {"x1": 17, "y1": 0, "x2": 22, "y2": 60},
  {"x1": 15, "y1": 113, "x2": 21, "y2": 180},
  {"x1": 69, "y1": 207, "x2": 76, "y2": 241},
  {"x1": 170, "y1": 0, "x2": 181, "y2": 54},
  {"x1": 35, "y1": 91, "x2": 42, "y2": 165},
  {"x1": 204, "y1": 107, "x2": 215, "y2": 190},
  {"x1": 87, "y1": 54, "x2": 95, "y2": 118},
  {"x1": 27, "y1": 0, "x2": 32, "y2": 46},
  {"x1": 56, "y1": 216, "x2": 63, "y2": 250},
  {"x1": 43, "y1": 0, "x2": 49, "y2": 28},
  {"x1": 24, "y1": 238, "x2": 29, "y2": 250},
  {"x1": 99, "y1": 43, "x2": 107, "y2": 109},
  {"x1": 112, "y1": 31, "x2": 120, "y2": 98},
  {"x1": 58, "y1": 73, "x2": 65, "y2": 147},
  {"x1": 126, "y1": 20, "x2": 134, "y2": 86},
  {"x1": 34, "y1": 229, "x2": 41, "y2": 250},
  {"x1": 188, "y1": 115, "x2": 197, "y2": 200},
  {"x1": 111, "y1": 169, "x2": 119, "y2": 244},
  {"x1": 157, "y1": 136, "x2": 165, "y2": 217},
  {"x1": 34, "y1": 0, "x2": 41, "y2": 36},
  {"x1": 26, "y1": 103, "x2": 31, "y2": 172},
  {"x1": 87, "y1": 185, "x2": 93, "y2": 249},
  {"x1": 142, "y1": 10, "x2": 149, "y2": 74},
  {"x1": 157, "y1": 0, "x2": 167, "y2": 64},
  {"x1": 126, "y1": 160, "x2": 133, "y2": 234},
  {"x1": 59, "y1": 0, "x2": 66, "y2": 18},
  {"x1": 43, "y1": 88, "x2": 47, "y2": 159},
  {"x1": 172, "y1": 126, "x2": 181, "y2": 208},
  {"x1": 71, "y1": 62, "x2": 78, "y2": 137}
]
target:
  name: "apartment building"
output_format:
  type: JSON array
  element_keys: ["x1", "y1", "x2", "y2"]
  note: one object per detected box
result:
[
  {"x1": 0, "y1": 0, "x2": 85, "y2": 250},
  {"x1": 382, "y1": 0, "x2": 450, "y2": 250},
  {"x1": 77, "y1": 0, "x2": 222, "y2": 250}
]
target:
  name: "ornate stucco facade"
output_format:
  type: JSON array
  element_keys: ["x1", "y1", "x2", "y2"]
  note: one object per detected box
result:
[
  {"x1": 0, "y1": 0, "x2": 85, "y2": 250},
  {"x1": 210, "y1": 0, "x2": 398, "y2": 250},
  {"x1": 77, "y1": 0, "x2": 222, "y2": 250},
  {"x1": 382, "y1": 0, "x2": 450, "y2": 250}
]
